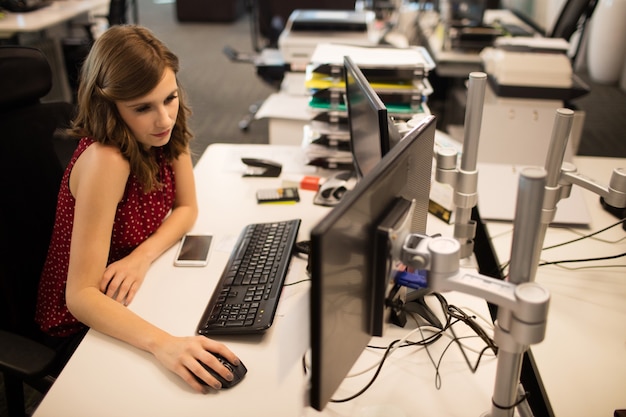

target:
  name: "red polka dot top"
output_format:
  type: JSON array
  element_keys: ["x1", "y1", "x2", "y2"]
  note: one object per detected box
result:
[{"x1": 35, "y1": 137, "x2": 176, "y2": 337}]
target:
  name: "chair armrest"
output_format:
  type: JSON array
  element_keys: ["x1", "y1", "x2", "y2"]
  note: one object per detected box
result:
[{"x1": 0, "y1": 330, "x2": 56, "y2": 378}]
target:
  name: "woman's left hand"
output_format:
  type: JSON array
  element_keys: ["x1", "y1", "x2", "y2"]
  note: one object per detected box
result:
[{"x1": 100, "y1": 255, "x2": 151, "y2": 305}]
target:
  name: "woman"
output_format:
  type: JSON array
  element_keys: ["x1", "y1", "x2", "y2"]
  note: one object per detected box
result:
[{"x1": 35, "y1": 25, "x2": 240, "y2": 392}]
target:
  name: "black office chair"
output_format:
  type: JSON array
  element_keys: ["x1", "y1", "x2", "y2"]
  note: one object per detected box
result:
[
  {"x1": 547, "y1": 0, "x2": 598, "y2": 64},
  {"x1": 0, "y1": 46, "x2": 74, "y2": 417}
]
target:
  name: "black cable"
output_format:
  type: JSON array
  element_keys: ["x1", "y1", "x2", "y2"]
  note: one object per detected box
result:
[
  {"x1": 543, "y1": 218, "x2": 626, "y2": 250},
  {"x1": 447, "y1": 304, "x2": 498, "y2": 355},
  {"x1": 283, "y1": 278, "x2": 311, "y2": 287},
  {"x1": 434, "y1": 333, "x2": 483, "y2": 387},
  {"x1": 493, "y1": 391, "x2": 531, "y2": 411},
  {"x1": 421, "y1": 317, "x2": 497, "y2": 389},
  {"x1": 332, "y1": 295, "x2": 452, "y2": 403},
  {"x1": 331, "y1": 294, "x2": 499, "y2": 403},
  {"x1": 406, "y1": 295, "x2": 497, "y2": 389},
  {"x1": 499, "y1": 218, "x2": 626, "y2": 275},
  {"x1": 366, "y1": 330, "x2": 444, "y2": 351},
  {"x1": 329, "y1": 339, "x2": 398, "y2": 404},
  {"x1": 332, "y1": 323, "x2": 458, "y2": 403},
  {"x1": 538, "y1": 251, "x2": 626, "y2": 267},
  {"x1": 450, "y1": 332, "x2": 497, "y2": 373}
]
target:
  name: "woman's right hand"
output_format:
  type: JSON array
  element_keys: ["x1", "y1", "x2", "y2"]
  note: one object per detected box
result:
[{"x1": 151, "y1": 334, "x2": 241, "y2": 392}]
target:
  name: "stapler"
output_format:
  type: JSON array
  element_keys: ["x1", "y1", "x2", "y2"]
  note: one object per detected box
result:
[{"x1": 241, "y1": 158, "x2": 282, "y2": 178}]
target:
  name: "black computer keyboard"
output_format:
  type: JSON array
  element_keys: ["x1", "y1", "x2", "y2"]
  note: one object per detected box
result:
[{"x1": 196, "y1": 219, "x2": 301, "y2": 335}]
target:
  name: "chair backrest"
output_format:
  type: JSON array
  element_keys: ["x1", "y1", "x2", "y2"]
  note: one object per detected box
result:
[
  {"x1": 252, "y1": 0, "x2": 357, "y2": 51},
  {"x1": 548, "y1": 0, "x2": 598, "y2": 40},
  {"x1": 0, "y1": 46, "x2": 73, "y2": 340},
  {"x1": 108, "y1": 0, "x2": 130, "y2": 26}
]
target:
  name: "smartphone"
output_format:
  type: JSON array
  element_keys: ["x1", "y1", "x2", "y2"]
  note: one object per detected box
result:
[{"x1": 174, "y1": 234, "x2": 213, "y2": 267}]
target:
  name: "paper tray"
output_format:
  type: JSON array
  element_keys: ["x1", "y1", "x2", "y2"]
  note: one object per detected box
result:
[{"x1": 487, "y1": 74, "x2": 590, "y2": 101}]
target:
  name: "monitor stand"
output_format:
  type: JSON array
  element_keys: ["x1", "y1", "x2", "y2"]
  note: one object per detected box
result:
[
  {"x1": 387, "y1": 286, "x2": 443, "y2": 330},
  {"x1": 403, "y1": 288, "x2": 444, "y2": 329}
]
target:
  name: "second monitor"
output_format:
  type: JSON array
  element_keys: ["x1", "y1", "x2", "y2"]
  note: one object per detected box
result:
[
  {"x1": 313, "y1": 55, "x2": 402, "y2": 206},
  {"x1": 309, "y1": 115, "x2": 436, "y2": 411},
  {"x1": 344, "y1": 55, "x2": 402, "y2": 179}
]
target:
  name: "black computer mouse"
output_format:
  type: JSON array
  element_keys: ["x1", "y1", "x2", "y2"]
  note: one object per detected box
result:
[{"x1": 195, "y1": 353, "x2": 247, "y2": 389}]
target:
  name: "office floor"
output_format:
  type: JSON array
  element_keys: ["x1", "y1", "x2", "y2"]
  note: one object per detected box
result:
[
  {"x1": 143, "y1": 0, "x2": 275, "y2": 165},
  {"x1": 2, "y1": 1, "x2": 626, "y2": 416}
]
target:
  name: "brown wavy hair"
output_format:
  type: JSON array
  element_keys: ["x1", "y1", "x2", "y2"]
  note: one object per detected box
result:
[{"x1": 69, "y1": 25, "x2": 193, "y2": 192}]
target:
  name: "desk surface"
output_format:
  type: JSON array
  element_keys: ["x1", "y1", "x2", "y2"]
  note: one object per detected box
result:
[
  {"x1": 34, "y1": 144, "x2": 506, "y2": 417},
  {"x1": 0, "y1": 0, "x2": 108, "y2": 38},
  {"x1": 485, "y1": 156, "x2": 626, "y2": 417},
  {"x1": 33, "y1": 145, "x2": 625, "y2": 417}
]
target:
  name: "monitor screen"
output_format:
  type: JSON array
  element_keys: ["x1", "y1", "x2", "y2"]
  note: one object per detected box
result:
[
  {"x1": 500, "y1": 0, "x2": 547, "y2": 34},
  {"x1": 344, "y1": 55, "x2": 402, "y2": 179},
  {"x1": 309, "y1": 115, "x2": 436, "y2": 411},
  {"x1": 449, "y1": 0, "x2": 487, "y2": 26}
]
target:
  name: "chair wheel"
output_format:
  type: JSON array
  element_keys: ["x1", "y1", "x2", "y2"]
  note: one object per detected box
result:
[{"x1": 238, "y1": 119, "x2": 251, "y2": 131}]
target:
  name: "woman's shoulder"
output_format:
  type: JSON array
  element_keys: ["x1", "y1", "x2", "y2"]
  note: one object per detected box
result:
[
  {"x1": 70, "y1": 139, "x2": 131, "y2": 200},
  {"x1": 81, "y1": 140, "x2": 129, "y2": 170},
  {"x1": 73, "y1": 139, "x2": 131, "y2": 186}
]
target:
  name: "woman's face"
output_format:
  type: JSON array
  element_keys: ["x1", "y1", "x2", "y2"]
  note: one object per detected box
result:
[{"x1": 115, "y1": 67, "x2": 179, "y2": 149}]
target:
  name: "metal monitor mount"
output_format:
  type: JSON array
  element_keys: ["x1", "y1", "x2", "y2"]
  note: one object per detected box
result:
[
  {"x1": 391, "y1": 167, "x2": 550, "y2": 417},
  {"x1": 399, "y1": 71, "x2": 626, "y2": 416}
]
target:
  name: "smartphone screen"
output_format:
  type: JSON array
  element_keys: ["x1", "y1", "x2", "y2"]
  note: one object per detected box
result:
[{"x1": 174, "y1": 234, "x2": 212, "y2": 267}]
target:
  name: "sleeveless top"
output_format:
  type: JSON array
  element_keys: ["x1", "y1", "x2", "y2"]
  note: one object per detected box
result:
[{"x1": 35, "y1": 138, "x2": 176, "y2": 337}]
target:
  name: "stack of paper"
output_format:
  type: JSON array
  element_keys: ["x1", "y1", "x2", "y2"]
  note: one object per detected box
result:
[
  {"x1": 480, "y1": 47, "x2": 573, "y2": 88},
  {"x1": 309, "y1": 43, "x2": 436, "y2": 68},
  {"x1": 305, "y1": 43, "x2": 435, "y2": 113},
  {"x1": 301, "y1": 124, "x2": 353, "y2": 170},
  {"x1": 300, "y1": 43, "x2": 436, "y2": 169}
]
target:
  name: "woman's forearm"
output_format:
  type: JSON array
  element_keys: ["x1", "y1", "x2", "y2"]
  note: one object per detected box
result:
[{"x1": 66, "y1": 285, "x2": 172, "y2": 354}]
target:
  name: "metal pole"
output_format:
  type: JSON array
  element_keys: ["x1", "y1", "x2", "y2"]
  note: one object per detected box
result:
[
  {"x1": 530, "y1": 109, "x2": 574, "y2": 280},
  {"x1": 491, "y1": 167, "x2": 546, "y2": 417},
  {"x1": 454, "y1": 72, "x2": 487, "y2": 258}
]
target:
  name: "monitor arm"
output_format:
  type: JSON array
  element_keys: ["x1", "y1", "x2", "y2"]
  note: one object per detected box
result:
[
  {"x1": 419, "y1": 108, "x2": 625, "y2": 415},
  {"x1": 392, "y1": 168, "x2": 551, "y2": 417},
  {"x1": 529, "y1": 108, "x2": 626, "y2": 279},
  {"x1": 434, "y1": 72, "x2": 487, "y2": 259},
  {"x1": 559, "y1": 165, "x2": 626, "y2": 207},
  {"x1": 398, "y1": 236, "x2": 549, "y2": 331}
]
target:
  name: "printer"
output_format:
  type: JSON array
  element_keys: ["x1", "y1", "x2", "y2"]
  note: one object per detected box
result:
[{"x1": 278, "y1": 9, "x2": 379, "y2": 70}]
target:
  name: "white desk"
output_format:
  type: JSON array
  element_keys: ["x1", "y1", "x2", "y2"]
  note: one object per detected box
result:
[
  {"x1": 33, "y1": 143, "x2": 512, "y2": 417},
  {"x1": 485, "y1": 156, "x2": 626, "y2": 417},
  {"x1": 0, "y1": 0, "x2": 109, "y2": 39},
  {"x1": 34, "y1": 144, "x2": 624, "y2": 417}
]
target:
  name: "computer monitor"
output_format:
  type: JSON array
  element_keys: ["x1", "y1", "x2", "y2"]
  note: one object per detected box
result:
[
  {"x1": 500, "y1": 0, "x2": 547, "y2": 35},
  {"x1": 344, "y1": 55, "x2": 402, "y2": 179},
  {"x1": 449, "y1": 0, "x2": 487, "y2": 27},
  {"x1": 309, "y1": 115, "x2": 436, "y2": 411}
]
